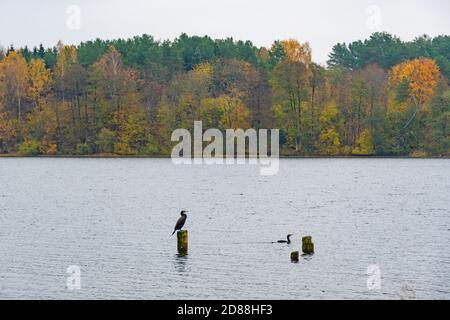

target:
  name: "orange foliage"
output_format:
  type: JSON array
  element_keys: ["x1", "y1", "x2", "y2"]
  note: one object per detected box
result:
[
  {"x1": 390, "y1": 58, "x2": 441, "y2": 108},
  {"x1": 282, "y1": 39, "x2": 312, "y2": 65}
]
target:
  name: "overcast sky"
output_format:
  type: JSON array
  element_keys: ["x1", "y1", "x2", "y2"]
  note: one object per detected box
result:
[{"x1": 0, "y1": 0, "x2": 449, "y2": 64}]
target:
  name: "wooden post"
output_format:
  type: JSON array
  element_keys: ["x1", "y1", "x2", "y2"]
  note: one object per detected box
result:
[
  {"x1": 177, "y1": 230, "x2": 188, "y2": 256},
  {"x1": 302, "y1": 236, "x2": 314, "y2": 254},
  {"x1": 291, "y1": 251, "x2": 299, "y2": 262}
]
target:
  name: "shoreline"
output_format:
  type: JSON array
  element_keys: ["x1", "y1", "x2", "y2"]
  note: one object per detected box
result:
[{"x1": 0, "y1": 154, "x2": 448, "y2": 159}]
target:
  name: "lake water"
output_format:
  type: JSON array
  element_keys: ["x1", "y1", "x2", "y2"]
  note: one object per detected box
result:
[{"x1": 0, "y1": 158, "x2": 449, "y2": 299}]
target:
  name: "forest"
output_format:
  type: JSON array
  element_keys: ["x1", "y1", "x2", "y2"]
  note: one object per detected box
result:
[{"x1": 0, "y1": 32, "x2": 449, "y2": 157}]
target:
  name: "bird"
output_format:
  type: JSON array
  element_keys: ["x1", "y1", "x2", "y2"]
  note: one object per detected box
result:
[
  {"x1": 277, "y1": 234, "x2": 293, "y2": 244},
  {"x1": 171, "y1": 210, "x2": 188, "y2": 235}
]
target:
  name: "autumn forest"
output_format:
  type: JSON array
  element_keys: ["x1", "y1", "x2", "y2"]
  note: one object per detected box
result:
[{"x1": 0, "y1": 32, "x2": 449, "y2": 157}]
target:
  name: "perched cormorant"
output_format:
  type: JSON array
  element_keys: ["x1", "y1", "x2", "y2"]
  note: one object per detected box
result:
[
  {"x1": 171, "y1": 210, "x2": 188, "y2": 235},
  {"x1": 277, "y1": 234, "x2": 293, "y2": 244}
]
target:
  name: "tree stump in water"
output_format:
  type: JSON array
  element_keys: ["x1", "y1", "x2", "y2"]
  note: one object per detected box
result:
[
  {"x1": 177, "y1": 230, "x2": 188, "y2": 256},
  {"x1": 302, "y1": 236, "x2": 314, "y2": 254}
]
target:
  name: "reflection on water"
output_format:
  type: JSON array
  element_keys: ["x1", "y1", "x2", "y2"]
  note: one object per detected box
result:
[
  {"x1": 301, "y1": 254, "x2": 314, "y2": 261},
  {"x1": 0, "y1": 158, "x2": 449, "y2": 299},
  {"x1": 173, "y1": 254, "x2": 189, "y2": 273}
]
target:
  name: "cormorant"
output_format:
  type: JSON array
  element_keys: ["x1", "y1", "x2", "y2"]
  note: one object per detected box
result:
[
  {"x1": 277, "y1": 234, "x2": 293, "y2": 244},
  {"x1": 172, "y1": 210, "x2": 188, "y2": 235}
]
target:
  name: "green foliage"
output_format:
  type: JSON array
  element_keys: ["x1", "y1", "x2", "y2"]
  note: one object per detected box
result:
[
  {"x1": 395, "y1": 79, "x2": 410, "y2": 102},
  {"x1": 18, "y1": 139, "x2": 41, "y2": 156},
  {"x1": 0, "y1": 32, "x2": 449, "y2": 157},
  {"x1": 370, "y1": 105, "x2": 391, "y2": 155},
  {"x1": 426, "y1": 90, "x2": 450, "y2": 154},
  {"x1": 96, "y1": 128, "x2": 116, "y2": 153},
  {"x1": 278, "y1": 129, "x2": 287, "y2": 146},
  {"x1": 76, "y1": 143, "x2": 92, "y2": 155},
  {"x1": 435, "y1": 55, "x2": 450, "y2": 79},
  {"x1": 327, "y1": 32, "x2": 450, "y2": 71}
]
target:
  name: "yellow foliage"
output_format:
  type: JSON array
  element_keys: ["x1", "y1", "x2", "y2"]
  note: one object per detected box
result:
[
  {"x1": 319, "y1": 102, "x2": 340, "y2": 125},
  {"x1": 190, "y1": 62, "x2": 213, "y2": 83},
  {"x1": 113, "y1": 111, "x2": 150, "y2": 155},
  {"x1": 200, "y1": 96, "x2": 251, "y2": 129},
  {"x1": 387, "y1": 90, "x2": 407, "y2": 114},
  {"x1": 56, "y1": 42, "x2": 78, "y2": 65},
  {"x1": 317, "y1": 103, "x2": 342, "y2": 155},
  {"x1": 28, "y1": 58, "x2": 52, "y2": 108},
  {"x1": 319, "y1": 128, "x2": 341, "y2": 155},
  {"x1": 0, "y1": 51, "x2": 29, "y2": 109},
  {"x1": 409, "y1": 150, "x2": 428, "y2": 158},
  {"x1": 220, "y1": 96, "x2": 250, "y2": 129},
  {"x1": 352, "y1": 128, "x2": 375, "y2": 155},
  {"x1": 282, "y1": 39, "x2": 312, "y2": 65}
]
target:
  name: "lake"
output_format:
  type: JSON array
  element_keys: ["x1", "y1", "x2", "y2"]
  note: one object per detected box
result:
[{"x1": 0, "y1": 158, "x2": 449, "y2": 299}]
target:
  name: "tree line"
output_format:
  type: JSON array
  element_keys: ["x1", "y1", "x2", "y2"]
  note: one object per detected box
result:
[{"x1": 0, "y1": 32, "x2": 449, "y2": 156}]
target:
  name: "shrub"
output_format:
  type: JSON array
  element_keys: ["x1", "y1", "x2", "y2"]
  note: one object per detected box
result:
[
  {"x1": 143, "y1": 141, "x2": 159, "y2": 155},
  {"x1": 45, "y1": 144, "x2": 58, "y2": 155},
  {"x1": 17, "y1": 140, "x2": 41, "y2": 156},
  {"x1": 410, "y1": 150, "x2": 428, "y2": 158},
  {"x1": 96, "y1": 128, "x2": 116, "y2": 153},
  {"x1": 76, "y1": 143, "x2": 92, "y2": 155}
]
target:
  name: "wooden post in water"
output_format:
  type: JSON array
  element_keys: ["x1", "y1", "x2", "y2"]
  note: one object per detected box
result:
[
  {"x1": 302, "y1": 236, "x2": 314, "y2": 254},
  {"x1": 291, "y1": 251, "x2": 299, "y2": 263},
  {"x1": 177, "y1": 230, "x2": 188, "y2": 256}
]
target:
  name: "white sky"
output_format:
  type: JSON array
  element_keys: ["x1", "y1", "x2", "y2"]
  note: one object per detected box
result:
[{"x1": 0, "y1": 0, "x2": 449, "y2": 64}]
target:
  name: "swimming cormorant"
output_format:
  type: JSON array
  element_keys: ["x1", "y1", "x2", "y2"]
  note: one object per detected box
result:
[
  {"x1": 277, "y1": 234, "x2": 293, "y2": 244},
  {"x1": 172, "y1": 210, "x2": 188, "y2": 235}
]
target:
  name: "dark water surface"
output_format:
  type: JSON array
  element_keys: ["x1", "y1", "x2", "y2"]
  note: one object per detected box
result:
[{"x1": 0, "y1": 158, "x2": 449, "y2": 299}]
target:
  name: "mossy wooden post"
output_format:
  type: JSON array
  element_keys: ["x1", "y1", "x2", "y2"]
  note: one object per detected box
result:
[
  {"x1": 291, "y1": 251, "x2": 299, "y2": 263},
  {"x1": 177, "y1": 230, "x2": 188, "y2": 256},
  {"x1": 302, "y1": 236, "x2": 314, "y2": 255}
]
